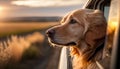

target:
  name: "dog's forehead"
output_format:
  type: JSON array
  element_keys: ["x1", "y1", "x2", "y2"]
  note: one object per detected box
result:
[
  {"x1": 71, "y1": 9, "x2": 95, "y2": 16},
  {"x1": 72, "y1": 9, "x2": 86, "y2": 16},
  {"x1": 70, "y1": 9, "x2": 88, "y2": 19}
]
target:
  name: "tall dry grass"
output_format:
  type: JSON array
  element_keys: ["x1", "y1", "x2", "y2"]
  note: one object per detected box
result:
[{"x1": 0, "y1": 32, "x2": 44, "y2": 67}]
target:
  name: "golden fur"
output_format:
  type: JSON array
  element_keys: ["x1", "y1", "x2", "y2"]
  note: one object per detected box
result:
[{"x1": 46, "y1": 9, "x2": 107, "y2": 69}]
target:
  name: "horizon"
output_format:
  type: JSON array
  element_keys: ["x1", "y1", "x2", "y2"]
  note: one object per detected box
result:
[{"x1": 0, "y1": 16, "x2": 62, "y2": 22}]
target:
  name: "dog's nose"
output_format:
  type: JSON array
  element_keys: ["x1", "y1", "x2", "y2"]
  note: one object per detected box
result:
[{"x1": 46, "y1": 29, "x2": 55, "y2": 38}]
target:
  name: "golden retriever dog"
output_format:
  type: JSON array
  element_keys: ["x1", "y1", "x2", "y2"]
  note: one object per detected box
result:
[{"x1": 46, "y1": 9, "x2": 107, "y2": 69}]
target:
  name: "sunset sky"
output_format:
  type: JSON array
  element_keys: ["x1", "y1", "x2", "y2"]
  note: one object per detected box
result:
[{"x1": 0, "y1": 0, "x2": 88, "y2": 18}]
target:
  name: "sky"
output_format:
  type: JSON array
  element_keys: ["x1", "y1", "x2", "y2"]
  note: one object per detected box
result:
[{"x1": 0, "y1": 0, "x2": 88, "y2": 18}]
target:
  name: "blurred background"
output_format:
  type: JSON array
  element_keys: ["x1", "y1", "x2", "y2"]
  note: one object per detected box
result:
[{"x1": 0, "y1": 0, "x2": 87, "y2": 69}]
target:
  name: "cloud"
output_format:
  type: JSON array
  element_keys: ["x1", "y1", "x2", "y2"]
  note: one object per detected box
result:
[{"x1": 11, "y1": 0, "x2": 85, "y2": 7}]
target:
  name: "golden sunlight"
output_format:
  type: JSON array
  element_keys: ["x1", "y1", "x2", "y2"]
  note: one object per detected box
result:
[
  {"x1": 0, "y1": 6, "x2": 6, "y2": 19},
  {"x1": 0, "y1": 6, "x2": 4, "y2": 13},
  {"x1": 0, "y1": 6, "x2": 6, "y2": 16}
]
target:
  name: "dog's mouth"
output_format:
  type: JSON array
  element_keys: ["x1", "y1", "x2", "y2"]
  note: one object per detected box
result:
[
  {"x1": 66, "y1": 42, "x2": 77, "y2": 46},
  {"x1": 48, "y1": 38, "x2": 77, "y2": 47}
]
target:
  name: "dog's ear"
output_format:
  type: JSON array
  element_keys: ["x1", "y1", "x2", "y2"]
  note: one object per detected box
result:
[{"x1": 84, "y1": 10, "x2": 107, "y2": 47}]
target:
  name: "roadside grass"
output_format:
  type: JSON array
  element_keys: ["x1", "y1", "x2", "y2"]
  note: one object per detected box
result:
[
  {"x1": 0, "y1": 22, "x2": 58, "y2": 68},
  {"x1": 21, "y1": 45, "x2": 41, "y2": 60}
]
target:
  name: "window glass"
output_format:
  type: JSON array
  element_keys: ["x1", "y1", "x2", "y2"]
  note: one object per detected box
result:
[{"x1": 104, "y1": 6, "x2": 110, "y2": 20}]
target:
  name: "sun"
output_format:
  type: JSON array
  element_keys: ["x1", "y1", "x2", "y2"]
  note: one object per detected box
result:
[
  {"x1": 0, "y1": 6, "x2": 6, "y2": 19},
  {"x1": 0, "y1": 6, "x2": 4, "y2": 13},
  {"x1": 0, "y1": 8, "x2": 3, "y2": 13}
]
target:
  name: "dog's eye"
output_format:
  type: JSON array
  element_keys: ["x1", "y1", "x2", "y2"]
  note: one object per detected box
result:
[{"x1": 70, "y1": 19, "x2": 77, "y2": 24}]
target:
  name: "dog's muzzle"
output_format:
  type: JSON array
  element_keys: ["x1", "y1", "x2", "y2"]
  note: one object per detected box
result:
[
  {"x1": 46, "y1": 29, "x2": 77, "y2": 46},
  {"x1": 46, "y1": 29, "x2": 55, "y2": 39}
]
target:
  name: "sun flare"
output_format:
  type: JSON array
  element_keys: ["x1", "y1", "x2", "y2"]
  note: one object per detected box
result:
[
  {"x1": 0, "y1": 6, "x2": 4, "y2": 13},
  {"x1": 0, "y1": 6, "x2": 7, "y2": 19}
]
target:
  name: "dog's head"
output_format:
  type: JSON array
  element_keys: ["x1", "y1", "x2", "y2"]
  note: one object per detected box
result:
[{"x1": 46, "y1": 9, "x2": 107, "y2": 48}]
